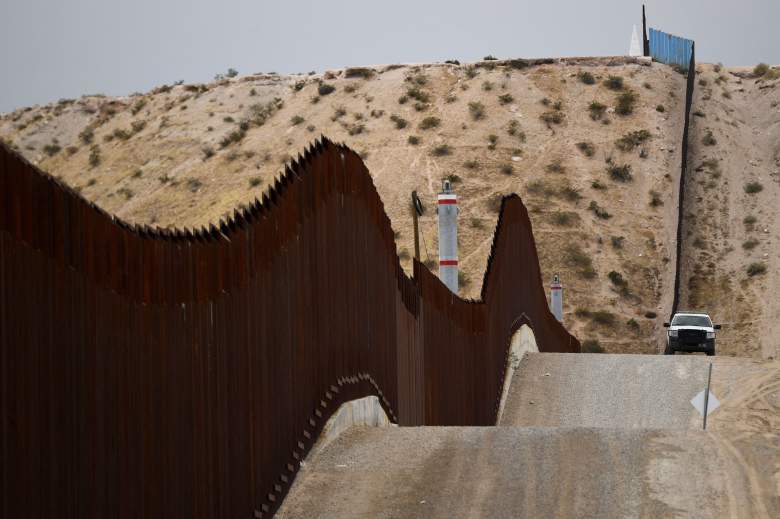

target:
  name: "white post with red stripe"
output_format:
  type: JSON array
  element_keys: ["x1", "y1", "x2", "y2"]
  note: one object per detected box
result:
[
  {"x1": 550, "y1": 274, "x2": 563, "y2": 322},
  {"x1": 437, "y1": 180, "x2": 459, "y2": 294}
]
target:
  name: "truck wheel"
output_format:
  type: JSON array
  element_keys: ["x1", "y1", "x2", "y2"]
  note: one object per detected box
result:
[
  {"x1": 664, "y1": 345, "x2": 674, "y2": 355},
  {"x1": 705, "y1": 349, "x2": 715, "y2": 356}
]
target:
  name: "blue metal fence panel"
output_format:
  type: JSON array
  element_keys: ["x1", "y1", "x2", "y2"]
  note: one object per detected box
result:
[{"x1": 649, "y1": 28, "x2": 693, "y2": 69}]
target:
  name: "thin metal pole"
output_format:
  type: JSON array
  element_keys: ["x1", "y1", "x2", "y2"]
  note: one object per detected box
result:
[
  {"x1": 703, "y1": 362, "x2": 713, "y2": 430},
  {"x1": 412, "y1": 192, "x2": 420, "y2": 262}
]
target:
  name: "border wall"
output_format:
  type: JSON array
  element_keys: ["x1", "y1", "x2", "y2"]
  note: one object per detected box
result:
[
  {"x1": 0, "y1": 137, "x2": 578, "y2": 518},
  {"x1": 644, "y1": 24, "x2": 696, "y2": 318}
]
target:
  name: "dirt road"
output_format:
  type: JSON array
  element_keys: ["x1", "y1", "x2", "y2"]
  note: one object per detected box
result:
[
  {"x1": 278, "y1": 353, "x2": 780, "y2": 518},
  {"x1": 278, "y1": 426, "x2": 779, "y2": 519}
]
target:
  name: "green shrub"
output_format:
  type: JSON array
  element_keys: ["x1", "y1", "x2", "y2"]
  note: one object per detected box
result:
[
  {"x1": 487, "y1": 134, "x2": 498, "y2": 149},
  {"x1": 744, "y1": 215, "x2": 757, "y2": 228},
  {"x1": 317, "y1": 83, "x2": 335, "y2": 96},
  {"x1": 551, "y1": 211, "x2": 577, "y2": 226},
  {"x1": 742, "y1": 239, "x2": 759, "y2": 250},
  {"x1": 291, "y1": 115, "x2": 305, "y2": 126},
  {"x1": 589, "y1": 200, "x2": 611, "y2": 219},
  {"x1": 591, "y1": 180, "x2": 607, "y2": 190},
  {"x1": 564, "y1": 243, "x2": 596, "y2": 278},
  {"x1": 744, "y1": 182, "x2": 763, "y2": 194},
  {"x1": 747, "y1": 262, "x2": 767, "y2": 276},
  {"x1": 656, "y1": 104, "x2": 665, "y2": 112},
  {"x1": 431, "y1": 144, "x2": 451, "y2": 156},
  {"x1": 540, "y1": 110, "x2": 564, "y2": 125},
  {"x1": 390, "y1": 114, "x2": 408, "y2": 129},
  {"x1": 419, "y1": 116, "x2": 441, "y2": 130},
  {"x1": 615, "y1": 91, "x2": 638, "y2": 115},
  {"x1": 407, "y1": 86, "x2": 430, "y2": 103},
  {"x1": 408, "y1": 135, "x2": 420, "y2": 145},
  {"x1": 581, "y1": 340, "x2": 604, "y2": 353},
  {"x1": 345, "y1": 67, "x2": 375, "y2": 78},
  {"x1": 481, "y1": 81, "x2": 494, "y2": 91},
  {"x1": 754, "y1": 63, "x2": 769, "y2": 77},
  {"x1": 610, "y1": 236, "x2": 624, "y2": 248},
  {"x1": 498, "y1": 93, "x2": 514, "y2": 105},
  {"x1": 131, "y1": 99, "x2": 147, "y2": 115},
  {"x1": 468, "y1": 101, "x2": 485, "y2": 120},
  {"x1": 702, "y1": 130, "x2": 717, "y2": 146},
  {"x1": 88, "y1": 145, "x2": 100, "y2": 168},
  {"x1": 693, "y1": 110, "x2": 705, "y2": 117},
  {"x1": 249, "y1": 177, "x2": 262, "y2": 187},
  {"x1": 608, "y1": 163, "x2": 632, "y2": 182},
  {"x1": 627, "y1": 318, "x2": 640, "y2": 330},
  {"x1": 576, "y1": 141, "x2": 595, "y2": 157},
  {"x1": 578, "y1": 71, "x2": 595, "y2": 85},
  {"x1": 615, "y1": 129, "x2": 651, "y2": 151},
  {"x1": 545, "y1": 160, "x2": 565, "y2": 174},
  {"x1": 202, "y1": 146, "x2": 215, "y2": 160},
  {"x1": 79, "y1": 127, "x2": 95, "y2": 144},
  {"x1": 589, "y1": 101, "x2": 606, "y2": 120},
  {"x1": 500, "y1": 164, "x2": 514, "y2": 175},
  {"x1": 649, "y1": 190, "x2": 663, "y2": 207},
  {"x1": 591, "y1": 311, "x2": 616, "y2": 325},
  {"x1": 464, "y1": 159, "x2": 479, "y2": 170},
  {"x1": 43, "y1": 143, "x2": 61, "y2": 157},
  {"x1": 604, "y1": 76, "x2": 624, "y2": 90}
]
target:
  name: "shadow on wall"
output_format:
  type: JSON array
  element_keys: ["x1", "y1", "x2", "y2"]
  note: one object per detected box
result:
[{"x1": 497, "y1": 324, "x2": 539, "y2": 423}]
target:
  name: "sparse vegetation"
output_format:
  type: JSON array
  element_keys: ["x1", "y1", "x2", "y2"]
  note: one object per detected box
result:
[
  {"x1": 249, "y1": 177, "x2": 262, "y2": 187},
  {"x1": 318, "y1": 83, "x2": 336, "y2": 96},
  {"x1": 744, "y1": 182, "x2": 763, "y2": 194},
  {"x1": 500, "y1": 164, "x2": 514, "y2": 176},
  {"x1": 407, "y1": 135, "x2": 420, "y2": 145},
  {"x1": 578, "y1": 71, "x2": 595, "y2": 85},
  {"x1": 604, "y1": 75, "x2": 624, "y2": 90},
  {"x1": 754, "y1": 63, "x2": 770, "y2": 77},
  {"x1": 656, "y1": 104, "x2": 665, "y2": 112},
  {"x1": 117, "y1": 187, "x2": 134, "y2": 200},
  {"x1": 291, "y1": 115, "x2": 305, "y2": 126},
  {"x1": 581, "y1": 340, "x2": 604, "y2": 353},
  {"x1": 564, "y1": 243, "x2": 596, "y2": 279},
  {"x1": 487, "y1": 134, "x2": 498, "y2": 150},
  {"x1": 498, "y1": 93, "x2": 514, "y2": 105},
  {"x1": 588, "y1": 201, "x2": 611, "y2": 219},
  {"x1": 649, "y1": 190, "x2": 663, "y2": 207},
  {"x1": 610, "y1": 236, "x2": 624, "y2": 248},
  {"x1": 615, "y1": 90, "x2": 638, "y2": 115},
  {"x1": 742, "y1": 239, "x2": 759, "y2": 250},
  {"x1": 481, "y1": 81, "x2": 494, "y2": 91},
  {"x1": 88, "y1": 145, "x2": 100, "y2": 168},
  {"x1": 431, "y1": 144, "x2": 451, "y2": 156},
  {"x1": 468, "y1": 101, "x2": 485, "y2": 120},
  {"x1": 419, "y1": 116, "x2": 441, "y2": 130},
  {"x1": 588, "y1": 101, "x2": 607, "y2": 120},
  {"x1": 576, "y1": 141, "x2": 595, "y2": 157},
  {"x1": 743, "y1": 215, "x2": 757, "y2": 230},
  {"x1": 464, "y1": 159, "x2": 479, "y2": 170},
  {"x1": 747, "y1": 262, "x2": 767, "y2": 277},
  {"x1": 615, "y1": 129, "x2": 651, "y2": 151},
  {"x1": 591, "y1": 180, "x2": 607, "y2": 190},
  {"x1": 607, "y1": 163, "x2": 632, "y2": 182},
  {"x1": 43, "y1": 143, "x2": 61, "y2": 157},
  {"x1": 79, "y1": 127, "x2": 94, "y2": 144},
  {"x1": 540, "y1": 110, "x2": 564, "y2": 125},
  {"x1": 702, "y1": 130, "x2": 717, "y2": 146},
  {"x1": 608, "y1": 271, "x2": 630, "y2": 296},
  {"x1": 201, "y1": 146, "x2": 215, "y2": 160},
  {"x1": 345, "y1": 67, "x2": 375, "y2": 79},
  {"x1": 390, "y1": 114, "x2": 408, "y2": 129},
  {"x1": 545, "y1": 160, "x2": 565, "y2": 174},
  {"x1": 551, "y1": 211, "x2": 576, "y2": 226}
]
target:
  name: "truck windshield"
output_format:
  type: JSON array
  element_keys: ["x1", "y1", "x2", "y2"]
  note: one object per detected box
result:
[{"x1": 672, "y1": 315, "x2": 711, "y2": 327}]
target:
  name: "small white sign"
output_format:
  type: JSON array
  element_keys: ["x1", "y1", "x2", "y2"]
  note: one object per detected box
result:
[{"x1": 691, "y1": 390, "x2": 720, "y2": 416}]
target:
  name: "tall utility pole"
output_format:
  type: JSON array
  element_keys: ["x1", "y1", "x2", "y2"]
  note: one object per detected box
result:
[{"x1": 411, "y1": 191, "x2": 422, "y2": 262}]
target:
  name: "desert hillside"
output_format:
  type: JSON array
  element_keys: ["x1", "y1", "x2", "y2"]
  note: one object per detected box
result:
[
  {"x1": 681, "y1": 63, "x2": 780, "y2": 360},
  {"x1": 0, "y1": 57, "x2": 688, "y2": 354}
]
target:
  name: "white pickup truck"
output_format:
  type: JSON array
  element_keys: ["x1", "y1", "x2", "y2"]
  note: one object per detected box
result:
[{"x1": 663, "y1": 312, "x2": 721, "y2": 356}]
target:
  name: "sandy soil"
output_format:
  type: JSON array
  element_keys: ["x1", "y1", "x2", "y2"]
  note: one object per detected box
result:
[
  {"x1": 0, "y1": 57, "x2": 687, "y2": 354},
  {"x1": 680, "y1": 64, "x2": 780, "y2": 360},
  {"x1": 277, "y1": 426, "x2": 779, "y2": 519},
  {"x1": 501, "y1": 352, "x2": 780, "y2": 434}
]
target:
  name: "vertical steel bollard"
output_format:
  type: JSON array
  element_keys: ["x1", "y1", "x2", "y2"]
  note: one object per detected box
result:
[{"x1": 437, "y1": 180, "x2": 458, "y2": 294}]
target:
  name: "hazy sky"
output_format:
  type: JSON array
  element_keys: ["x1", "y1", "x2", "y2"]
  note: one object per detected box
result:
[{"x1": 1, "y1": 0, "x2": 778, "y2": 113}]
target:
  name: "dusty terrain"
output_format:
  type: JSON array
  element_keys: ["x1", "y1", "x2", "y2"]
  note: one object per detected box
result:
[
  {"x1": 0, "y1": 57, "x2": 687, "y2": 354},
  {"x1": 278, "y1": 353, "x2": 780, "y2": 519},
  {"x1": 501, "y1": 353, "x2": 780, "y2": 433},
  {"x1": 680, "y1": 64, "x2": 780, "y2": 360}
]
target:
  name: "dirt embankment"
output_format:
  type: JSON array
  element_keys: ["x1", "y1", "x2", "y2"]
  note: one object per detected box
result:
[
  {"x1": 0, "y1": 57, "x2": 687, "y2": 353},
  {"x1": 680, "y1": 64, "x2": 780, "y2": 360}
]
